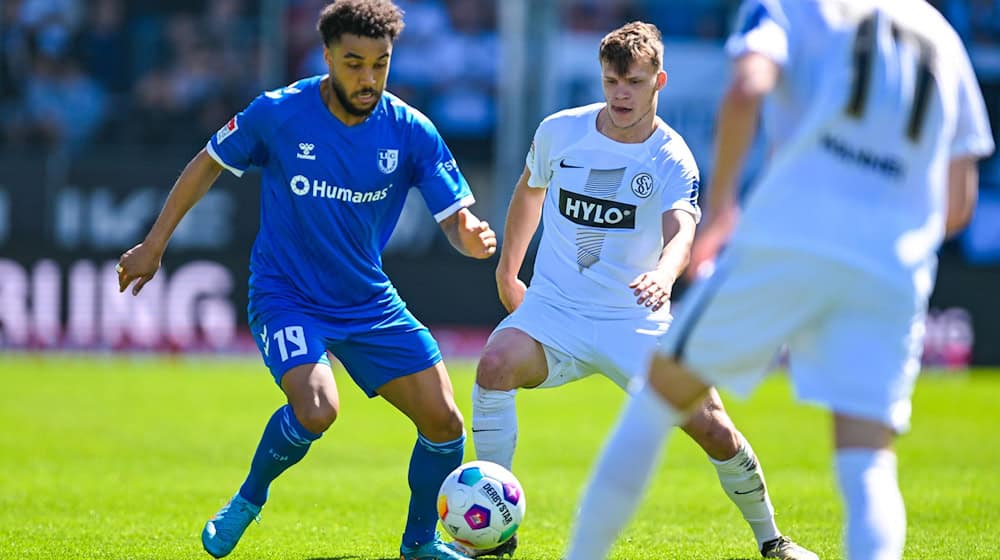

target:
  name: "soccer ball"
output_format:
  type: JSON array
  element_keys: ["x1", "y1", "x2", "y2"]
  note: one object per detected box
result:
[{"x1": 437, "y1": 460, "x2": 526, "y2": 551}]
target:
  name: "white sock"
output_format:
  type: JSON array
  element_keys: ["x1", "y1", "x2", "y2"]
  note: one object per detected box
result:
[
  {"x1": 836, "y1": 449, "x2": 905, "y2": 560},
  {"x1": 710, "y1": 433, "x2": 780, "y2": 547},
  {"x1": 470, "y1": 384, "x2": 518, "y2": 471},
  {"x1": 565, "y1": 383, "x2": 683, "y2": 560}
]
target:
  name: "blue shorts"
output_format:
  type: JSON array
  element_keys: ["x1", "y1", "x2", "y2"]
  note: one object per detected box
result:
[{"x1": 248, "y1": 302, "x2": 442, "y2": 397}]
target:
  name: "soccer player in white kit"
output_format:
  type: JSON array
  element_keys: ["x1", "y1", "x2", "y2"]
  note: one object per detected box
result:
[
  {"x1": 564, "y1": 2, "x2": 995, "y2": 560},
  {"x1": 465, "y1": 21, "x2": 815, "y2": 560}
]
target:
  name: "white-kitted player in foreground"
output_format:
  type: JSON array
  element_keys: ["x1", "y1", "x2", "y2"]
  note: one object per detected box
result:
[{"x1": 565, "y1": 1, "x2": 994, "y2": 559}]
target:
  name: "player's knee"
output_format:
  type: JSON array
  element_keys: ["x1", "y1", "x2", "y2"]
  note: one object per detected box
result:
[
  {"x1": 297, "y1": 402, "x2": 338, "y2": 434},
  {"x1": 684, "y1": 402, "x2": 740, "y2": 459},
  {"x1": 422, "y1": 406, "x2": 465, "y2": 442},
  {"x1": 476, "y1": 348, "x2": 518, "y2": 390}
]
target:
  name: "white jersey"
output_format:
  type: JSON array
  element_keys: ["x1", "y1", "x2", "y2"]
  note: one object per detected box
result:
[
  {"x1": 524, "y1": 103, "x2": 702, "y2": 318},
  {"x1": 726, "y1": 0, "x2": 994, "y2": 287}
]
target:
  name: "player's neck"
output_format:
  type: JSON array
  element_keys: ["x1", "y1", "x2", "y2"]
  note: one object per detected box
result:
[
  {"x1": 320, "y1": 78, "x2": 369, "y2": 127},
  {"x1": 596, "y1": 106, "x2": 657, "y2": 144}
]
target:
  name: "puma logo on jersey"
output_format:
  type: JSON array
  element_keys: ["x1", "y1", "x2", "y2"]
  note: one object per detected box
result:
[{"x1": 559, "y1": 189, "x2": 635, "y2": 229}]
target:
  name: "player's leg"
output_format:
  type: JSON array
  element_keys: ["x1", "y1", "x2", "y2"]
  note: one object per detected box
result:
[
  {"x1": 681, "y1": 392, "x2": 775, "y2": 541},
  {"x1": 472, "y1": 328, "x2": 548, "y2": 470},
  {"x1": 378, "y1": 361, "x2": 470, "y2": 560},
  {"x1": 233, "y1": 362, "x2": 337, "y2": 508},
  {"x1": 793, "y1": 279, "x2": 922, "y2": 560},
  {"x1": 565, "y1": 249, "x2": 825, "y2": 560},
  {"x1": 473, "y1": 293, "x2": 587, "y2": 476},
  {"x1": 332, "y1": 314, "x2": 469, "y2": 559},
  {"x1": 561, "y1": 314, "x2": 694, "y2": 559},
  {"x1": 681, "y1": 391, "x2": 815, "y2": 558},
  {"x1": 203, "y1": 313, "x2": 333, "y2": 558},
  {"x1": 834, "y1": 414, "x2": 902, "y2": 560},
  {"x1": 459, "y1": 327, "x2": 558, "y2": 558},
  {"x1": 565, "y1": 356, "x2": 712, "y2": 560}
]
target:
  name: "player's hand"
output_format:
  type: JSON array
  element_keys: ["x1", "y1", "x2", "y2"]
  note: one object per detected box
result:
[
  {"x1": 117, "y1": 241, "x2": 164, "y2": 296},
  {"x1": 688, "y1": 233, "x2": 723, "y2": 281},
  {"x1": 687, "y1": 207, "x2": 739, "y2": 281},
  {"x1": 457, "y1": 209, "x2": 497, "y2": 259},
  {"x1": 629, "y1": 269, "x2": 674, "y2": 312},
  {"x1": 496, "y1": 274, "x2": 528, "y2": 313}
]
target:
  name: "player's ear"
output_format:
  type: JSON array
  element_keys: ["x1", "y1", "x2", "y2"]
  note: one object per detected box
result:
[
  {"x1": 656, "y1": 70, "x2": 668, "y2": 91},
  {"x1": 323, "y1": 44, "x2": 334, "y2": 67}
]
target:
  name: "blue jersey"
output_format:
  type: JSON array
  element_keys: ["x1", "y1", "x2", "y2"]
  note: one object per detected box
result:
[{"x1": 206, "y1": 76, "x2": 474, "y2": 324}]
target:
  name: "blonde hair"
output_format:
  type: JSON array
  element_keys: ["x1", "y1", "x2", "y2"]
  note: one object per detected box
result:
[{"x1": 599, "y1": 21, "x2": 664, "y2": 75}]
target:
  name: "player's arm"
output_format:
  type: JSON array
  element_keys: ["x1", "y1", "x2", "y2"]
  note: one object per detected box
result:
[
  {"x1": 945, "y1": 156, "x2": 979, "y2": 238},
  {"x1": 708, "y1": 52, "x2": 779, "y2": 222},
  {"x1": 945, "y1": 38, "x2": 994, "y2": 238},
  {"x1": 439, "y1": 208, "x2": 497, "y2": 259},
  {"x1": 117, "y1": 149, "x2": 224, "y2": 295},
  {"x1": 688, "y1": 52, "x2": 779, "y2": 278},
  {"x1": 495, "y1": 166, "x2": 546, "y2": 312},
  {"x1": 630, "y1": 209, "x2": 696, "y2": 311}
]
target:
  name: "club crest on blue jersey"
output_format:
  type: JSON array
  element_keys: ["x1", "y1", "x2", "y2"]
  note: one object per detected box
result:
[{"x1": 378, "y1": 149, "x2": 399, "y2": 174}]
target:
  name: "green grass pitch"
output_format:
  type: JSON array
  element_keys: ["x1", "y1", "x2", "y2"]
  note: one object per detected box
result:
[{"x1": 1, "y1": 356, "x2": 997, "y2": 559}]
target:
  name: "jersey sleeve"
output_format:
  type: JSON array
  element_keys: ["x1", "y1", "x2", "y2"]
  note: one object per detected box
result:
[
  {"x1": 205, "y1": 95, "x2": 270, "y2": 177},
  {"x1": 725, "y1": 0, "x2": 789, "y2": 67},
  {"x1": 525, "y1": 119, "x2": 553, "y2": 188},
  {"x1": 950, "y1": 42, "x2": 995, "y2": 159},
  {"x1": 410, "y1": 117, "x2": 475, "y2": 222},
  {"x1": 661, "y1": 146, "x2": 702, "y2": 224}
]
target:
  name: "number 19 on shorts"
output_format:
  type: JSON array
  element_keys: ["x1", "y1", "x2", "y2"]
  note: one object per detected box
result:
[{"x1": 261, "y1": 324, "x2": 308, "y2": 362}]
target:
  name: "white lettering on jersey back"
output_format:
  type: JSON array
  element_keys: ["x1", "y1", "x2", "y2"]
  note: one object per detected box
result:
[{"x1": 726, "y1": 0, "x2": 994, "y2": 283}]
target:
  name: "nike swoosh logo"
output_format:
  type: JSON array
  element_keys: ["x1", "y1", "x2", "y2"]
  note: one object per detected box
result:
[
  {"x1": 471, "y1": 428, "x2": 504, "y2": 433},
  {"x1": 733, "y1": 484, "x2": 765, "y2": 495},
  {"x1": 559, "y1": 159, "x2": 583, "y2": 169}
]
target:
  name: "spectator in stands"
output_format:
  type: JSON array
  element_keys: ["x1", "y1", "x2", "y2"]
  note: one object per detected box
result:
[
  {"x1": 80, "y1": 0, "x2": 131, "y2": 95},
  {"x1": 12, "y1": 49, "x2": 107, "y2": 152},
  {"x1": 425, "y1": 0, "x2": 497, "y2": 138}
]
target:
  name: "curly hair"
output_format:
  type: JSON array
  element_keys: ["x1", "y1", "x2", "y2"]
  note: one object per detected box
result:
[
  {"x1": 317, "y1": 0, "x2": 405, "y2": 46},
  {"x1": 599, "y1": 21, "x2": 664, "y2": 76}
]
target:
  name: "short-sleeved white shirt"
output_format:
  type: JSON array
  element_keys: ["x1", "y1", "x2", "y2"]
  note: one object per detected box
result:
[
  {"x1": 524, "y1": 103, "x2": 701, "y2": 318},
  {"x1": 726, "y1": 0, "x2": 994, "y2": 288}
]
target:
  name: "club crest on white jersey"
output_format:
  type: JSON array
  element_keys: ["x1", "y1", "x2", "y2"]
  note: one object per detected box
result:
[{"x1": 630, "y1": 173, "x2": 654, "y2": 198}]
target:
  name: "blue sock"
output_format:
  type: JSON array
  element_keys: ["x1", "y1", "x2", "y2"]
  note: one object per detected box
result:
[
  {"x1": 402, "y1": 433, "x2": 465, "y2": 548},
  {"x1": 238, "y1": 404, "x2": 322, "y2": 507}
]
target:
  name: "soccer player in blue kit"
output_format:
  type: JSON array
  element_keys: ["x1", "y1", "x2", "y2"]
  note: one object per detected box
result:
[{"x1": 116, "y1": 1, "x2": 495, "y2": 559}]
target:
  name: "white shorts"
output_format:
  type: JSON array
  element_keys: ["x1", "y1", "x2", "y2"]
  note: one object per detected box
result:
[
  {"x1": 660, "y1": 246, "x2": 927, "y2": 433},
  {"x1": 491, "y1": 291, "x2": 671, "y2": 390}
]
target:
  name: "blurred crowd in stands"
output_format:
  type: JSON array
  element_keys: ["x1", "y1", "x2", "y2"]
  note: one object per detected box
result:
[
  {"x1": 1, "y1": 0, "x2": 259, "y2": 153},
  {"x1": 1, "y1": 0, "x2": 999, "y2": 159}
]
